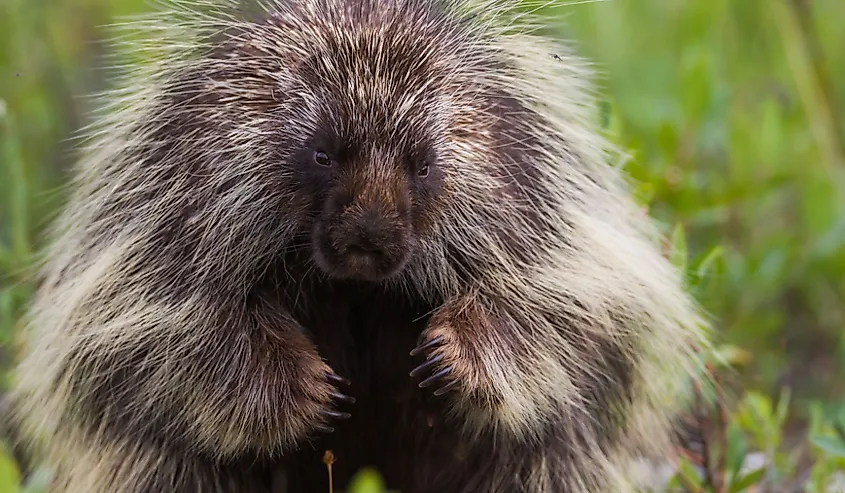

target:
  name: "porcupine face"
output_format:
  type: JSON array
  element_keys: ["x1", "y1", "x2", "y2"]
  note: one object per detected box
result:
[
  {"x1": 280, "y1": 5, "x2": 453, "y2": 282},
  {"x1": 300, "y1": 132, "x2": 441, "y2": 282}
]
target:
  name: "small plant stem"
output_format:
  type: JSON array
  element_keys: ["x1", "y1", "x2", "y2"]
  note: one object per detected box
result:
[{"x1": 322, "y1": 450, "x2": 336, "y2": 493}]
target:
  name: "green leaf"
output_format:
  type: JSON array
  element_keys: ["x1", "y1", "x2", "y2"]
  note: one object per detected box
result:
[
  {"x1": 347, "y1": 468, "x2": 387, "y2": 493},
  {"x1": 736, "y1": 392, "x2": 775, "y2": 447},
  {"x1": 695, "y1": 245, "x2": 725, "y2": 280},
  {"x1": 632, "y1": 181, "x2": 655, "y2": 208},
  {"x1": 671, "y1": 457, "x2": 703, "y2": 491},
  {"x1": 728, "y1": 467, "x2": 766, "y2": 492},
  {"x1": 812, "y1": 436, "x2": 845, "y2": 459},
  {"x1": 0, "y1": 444, "x2": 21, "y2": 493},
  {"x1": 710, "y1": 344, "x2": 754, "y2": 369},
  {"x1": 775, "y1": 387, "x2": 791, "y2": 428},
  {"x1": 724, "y1": 421, "x2": 749, "y2": 482},
  {"x1": 1, "y1": 104, "x2": 31, "y2": 263},
  {"x1": 0, "y1": 288, "x2": 14, "y2": 345},
  {"x1": 807, "y1": 402, "x2": 827, "y2": 438},
  {"x1": 599, "y1": 99, "x2": 612, "y2": 129},
  {"x1": 835, "y1": 402, "x2": 845, "y2": 431},
  {"x1": 669, "y1": 222, "x2": 688, "y2": 276}
]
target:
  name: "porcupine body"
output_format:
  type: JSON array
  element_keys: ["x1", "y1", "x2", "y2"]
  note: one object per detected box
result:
[{"x1": 8, "y1": 0, "x2": 709, "y2": 492}]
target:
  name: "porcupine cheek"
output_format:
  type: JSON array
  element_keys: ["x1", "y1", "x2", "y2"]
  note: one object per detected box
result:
[{"x1": 312, "y1": 198, "x2": 411, "y2": 282}]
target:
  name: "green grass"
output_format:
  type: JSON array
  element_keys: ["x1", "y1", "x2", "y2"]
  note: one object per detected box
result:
[{"x1": 2, "y1": 0, "x2": 845, "y2": 491}]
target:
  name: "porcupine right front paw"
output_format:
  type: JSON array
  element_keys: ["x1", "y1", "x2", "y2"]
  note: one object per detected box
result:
[
  {"x1": 314, "y1": 370, "x2": 355, "y2": 433},
  {"x1": 249, "y1": 307, "x2": 356, "y2": 442},
  {"x1": 198, "y1": 322, "x2": 357, "y2": 457},
  {"x1": 285, "y1": 349, "x2": 356, "y2": 438}
]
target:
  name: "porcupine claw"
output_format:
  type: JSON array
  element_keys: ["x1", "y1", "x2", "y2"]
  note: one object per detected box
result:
[
  {"x1": 326, "y1": 371, "x2": 351, "y2": 386},
  {"x1": 418, "y1": 366, "x2": 453, "y2": 389},
  {"x1": 317, "y1": 371, "x2": 355, "y2": 434},
  {"x1": 410, "y1": 336, "x2": 457, "y2": 395},
  {"x1": 325, "y1": 371, "x2": 355, "y2": 403},
  {"x1": 321, "y1": 409, "x2": 352, "y2": 420},
  {"x1": 410, "y1": 335, "x2": 444, "y2": 357},
  {"x1": 432, "y1": 380, "x2": 458, "y2": 396},
  {"x1": 409, "y1": 353, "x2": 444, "y2": 378},
  {"x1": 330, "y1": 391, "x2": 356, "y2": 404}
]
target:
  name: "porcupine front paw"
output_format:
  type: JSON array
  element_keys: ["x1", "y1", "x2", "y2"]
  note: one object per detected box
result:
[
  {"x1": 409, "y1": 300, "x2": 500, "y2": 405},
  {"x1": 408, "y1": 299, "x2": 547, "y2": 437},
  {"x1": 276, "y1": 339, "x2": 356, "y2": 440},
  {"x1": 291, "y1": 354, "x2": 356, "y2": 436}
]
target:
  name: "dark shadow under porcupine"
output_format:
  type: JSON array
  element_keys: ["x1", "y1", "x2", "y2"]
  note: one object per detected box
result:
[{"x1": 7, "y1": 1, "x2": 709, "y2": 492}]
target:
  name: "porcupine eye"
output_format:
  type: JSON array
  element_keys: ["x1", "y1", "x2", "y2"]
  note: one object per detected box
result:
[
  {"x1": 314, "y1": 150, "x2": 331, "y2": 167},
  {"x1": 415, "y1": 147, "x2": 435, "y2": 178}
]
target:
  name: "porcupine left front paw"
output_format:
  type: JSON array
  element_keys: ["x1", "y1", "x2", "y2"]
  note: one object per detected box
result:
[
  {"x1": 409, "y1": 298, "x2": 502, "y2": 405},
  {"x1": 409, "y1": 298, "x2": 558, "y2": 439}
]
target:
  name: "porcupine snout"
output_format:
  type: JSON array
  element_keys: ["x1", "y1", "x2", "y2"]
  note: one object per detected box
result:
[
  {"x1": 338, "y1": 207, "x2": 402, "y2": 258},
  {"x1": 313, "y1": 162, "x2": 413, "y2": 282}
]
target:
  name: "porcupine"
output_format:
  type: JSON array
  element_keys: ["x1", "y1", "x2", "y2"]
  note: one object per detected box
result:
[{"x1": 7, "y1": 0, "x2": 710, "y2": 491}]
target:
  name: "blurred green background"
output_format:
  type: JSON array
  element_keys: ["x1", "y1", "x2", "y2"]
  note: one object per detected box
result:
[{"x1": 1, "y1": 0, "x2": 844, "y2": 491}]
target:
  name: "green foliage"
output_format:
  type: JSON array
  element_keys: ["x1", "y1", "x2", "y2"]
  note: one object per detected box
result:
[
  {"x1": 552, "y1": 0, "x2": 845, "y2": 413},
  {"x1": 1, "y1": 0, "x2": 844, "y2": 491},
  {"x1": 662, "y1": 389, "x2": 845, "y2": 492},
  {"x1": 0, "y1": 444, "x2": 21, "y2": 493}
]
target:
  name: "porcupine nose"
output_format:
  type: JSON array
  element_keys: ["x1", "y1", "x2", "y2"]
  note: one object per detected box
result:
[{"x1": 342, "y1": 210, "x2": 397, "y2": 259}]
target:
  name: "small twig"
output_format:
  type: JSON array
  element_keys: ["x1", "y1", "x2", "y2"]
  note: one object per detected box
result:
[
  {"x1": 677, "y1": 446, "x2": 704, "y2": 467},
  {"x1": 681, "y1": 357, "x2": 734, "y2": 493},
  {"x1": 694, "y1": 378, "x2": 719, "y2": 492},
  {"x1": 322, "y1": 450, "x2": 336, "y2": 493}
]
